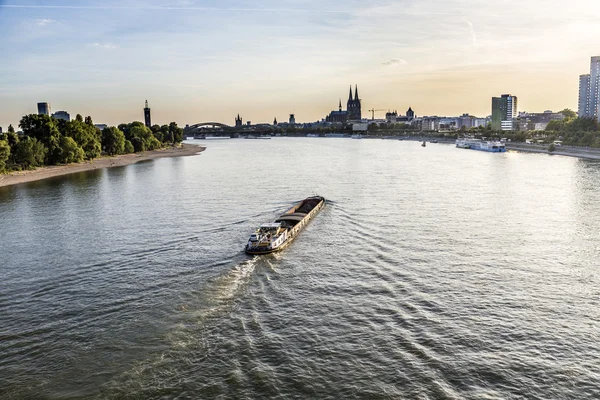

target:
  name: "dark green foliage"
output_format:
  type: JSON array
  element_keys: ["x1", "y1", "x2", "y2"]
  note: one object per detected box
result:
[
  {"x1": 548, "y1": 143, "x2": 556, "y2": 152},
  {"x1": 14, "y1": 137, "x2": 46, "y2": 169},
  {"x1": 146, "y1": 136, "x2": 162, "y2": 151},
  {"x1": 124, "y1": 140, "x2": 134, "y2": 154},
  {"x1": 169, "y1": 122, "x2": 184, "y2": 144},
  {"x1": 57, "y1": 136, "x2": 85, "y2": 164},
  {"x1": 63, "y1": 119, "x2": 102, "y2": 160},
  {"x1": 546, "y1": 116, "x2": 600, "y2": 147},
  {"x1": 0, "y1": 140, "x2": 10, "y2": 172},
  {"x1": 130, "y1": 137, "x2": 145, "y2": 152},
  {"x1": 6, "y1": 113, "x2": 176, "y2": 171},
  {"x1": 101, "y1": 127, "x2": 126, "y2": 155}
]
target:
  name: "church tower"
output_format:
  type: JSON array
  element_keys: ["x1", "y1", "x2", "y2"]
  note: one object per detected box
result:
[
  {"x1": 347, "y1": 85, "x2": 362, "y2": 120},
  {"x1": 235, "y1": 114, "x2": 242, "y2": 128},
  {"x1": 144, "y1": 100, "x2": 151, "y2": 128}
]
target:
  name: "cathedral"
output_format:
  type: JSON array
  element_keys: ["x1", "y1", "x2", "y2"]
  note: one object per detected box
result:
[{"x1": 326, "y1": 85, "x2": 362, "y2": 123}]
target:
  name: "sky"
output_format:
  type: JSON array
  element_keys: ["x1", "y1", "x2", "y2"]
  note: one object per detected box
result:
[{"x1": 1, "y1": 0, "x2": 600, "y2": 128}]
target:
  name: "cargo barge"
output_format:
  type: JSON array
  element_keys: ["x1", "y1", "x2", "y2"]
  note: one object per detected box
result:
[{"x1": 245, "y1": 196, "x2": 325, "y2": 255}]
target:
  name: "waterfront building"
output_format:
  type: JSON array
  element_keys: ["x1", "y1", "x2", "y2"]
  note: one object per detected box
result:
[
  {"x1": 406, "y1": 107, "x2": 415, "y2": 121},
  {"x1": 144, "y1": 100, "x2": 151, "y2": 128},
  {"x1": 37, "y1": 102, "x2": 51, "y2": 116},
  {"x1": 52, "y1": 111, "x2": 70, "y2": 121},
  {"x1": 578, "y1": 57, "x2": 600, "y2": 120},
  {"x1": 385, "y1": 111, "x2": 398, "y2": 122},
  {"x1": 235, "y1": 114, "x2": 242, "y2": 128},
  {"x1": 289, "y1": 114, "x2": 296, "y2": 125},
  {"x1": 491, "y1": 94, "x2": 518, "y2": 131}
]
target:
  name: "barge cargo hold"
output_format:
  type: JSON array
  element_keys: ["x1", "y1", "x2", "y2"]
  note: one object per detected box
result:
[{"x1": 245, "y1": 196, "x2": 325, "y2": 255}]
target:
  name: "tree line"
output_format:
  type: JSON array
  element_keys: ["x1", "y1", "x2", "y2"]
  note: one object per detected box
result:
[{"x1": 0, "y1": 114, "x2": 184, "y2": 173}]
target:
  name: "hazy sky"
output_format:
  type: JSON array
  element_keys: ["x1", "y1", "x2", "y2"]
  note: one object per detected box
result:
[{"x1": 1, "y1": 0, "x2": 599, "y2": 128}]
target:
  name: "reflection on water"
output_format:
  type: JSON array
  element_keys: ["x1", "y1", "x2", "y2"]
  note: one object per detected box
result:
[{"x1": 1, "y1": 139, "x2": 600, "y2": 399}]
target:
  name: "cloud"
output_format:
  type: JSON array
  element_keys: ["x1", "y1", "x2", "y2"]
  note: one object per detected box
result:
[
  {"x1": 92, "y1": 42, "x2": 118, "y2": 49},
  {"x1": 465, "y1": 21, "x2": 477, "y2": 46},
  {"x1": 382, "y1": 58, "x2": 407, "y2": 66},
  {"x1": 35, "y1": 18, "x2": 55, "y2": 26}
]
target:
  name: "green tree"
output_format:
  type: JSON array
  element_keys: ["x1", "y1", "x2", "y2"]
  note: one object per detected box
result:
[
  {"x1": 168, "y1": 122, "x2": 184, "y2": 143},
  {"x1": 8, "y1": 124, "x2": 15, "y2": 133},
  {"x1": 14, "y1": 137, "x2": 47, "y2": 169},
  {"x1": 559, "y1": 109, "x2": 577, "y2": 121},
  {"x1": 548, "y1": 143, "x2": 556, "y2": 152},
  {"x1": 546, "y1": 120, "x2": 566, "y2": 132},
  {"x1": 124, "y1": 140, "x2": 134, "y2": 154},
  {"x1": 101, "y1": 127, "x2": 126, "y2": 155},
  {"x1": 0, "y1": 140, "x2": 10, "y2": 172},
  {"x1": 130, "y1": 137, "x2": 146, "y2": 152},
  {"x1": 64, "y1": 119, "x2": 101, "y2": 160},
  {"x1": 75, "y1": 114, "x2": 84, "y2": 123},
  {"x1": 58, "y1": 136, "x2": 85, "y2": 164},
  {"x1": 146, "y1": 136, "x2": 162, "y2": 150},
  {"x1": 19, "y1": 114, "x2": 63, "y2": 164}
]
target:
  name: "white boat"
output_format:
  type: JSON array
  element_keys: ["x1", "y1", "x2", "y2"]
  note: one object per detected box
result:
[
  {"x1": 456, "y1": 138, "x2": 506, "y2": 152},
  {"x1": 351, "y1": 134, "x2": 363, "y2": 139}
]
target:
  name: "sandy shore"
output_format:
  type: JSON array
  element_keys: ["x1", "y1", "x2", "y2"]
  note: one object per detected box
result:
[{"x1": 0, "y1": 143, "x2": 206, "y2": 188}]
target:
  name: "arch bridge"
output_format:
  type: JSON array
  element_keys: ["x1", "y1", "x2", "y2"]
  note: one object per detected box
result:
[{"x1": 186, "y1": 122, "x2": 233, "y2": 131}]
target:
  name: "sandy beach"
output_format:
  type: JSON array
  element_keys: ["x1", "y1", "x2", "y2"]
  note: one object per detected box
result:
[{"x1": 0, "y1": 143, "x2": 206, "y2": 188}]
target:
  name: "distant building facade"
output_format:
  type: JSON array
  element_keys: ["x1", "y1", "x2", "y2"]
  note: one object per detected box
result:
[
  {"x1": 491, "y1": 94, "x2": 518, "y2": 131},
  {"x1": 37, "y1": 102, "x2": 51, "y2": 116},
  {"x1": 235, "y1": 114, "x2": 243, "y2": 127},
  {"x1": 578, "y1": 56, "x2": 600, "y2": 120},
  {"x1": 52, "y1": 111, "x2": 70, "y2": 121},
  {"x1": 516, "y1": 111, "x2": 565, "y2": 131},
  {"x1": 289, "y1": 114, "x2": 296, "y2": 125},
  {"x1": 144, "y1": 100, "x2": 151, "y2": 128}
]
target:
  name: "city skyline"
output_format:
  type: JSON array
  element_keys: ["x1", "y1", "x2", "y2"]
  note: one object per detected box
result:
[{"x1": 1, "y1": 0, "x2": 600, "y2": 128}]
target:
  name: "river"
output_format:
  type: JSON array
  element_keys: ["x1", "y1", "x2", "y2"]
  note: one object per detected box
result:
[{"x1": 1, "y1": 138, "x2": 599, "y2": 399}]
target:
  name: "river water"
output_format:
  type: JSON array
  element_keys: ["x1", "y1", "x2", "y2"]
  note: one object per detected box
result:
[{"x1": 1, "y1": 138, "x2": 599, "y2": 399}]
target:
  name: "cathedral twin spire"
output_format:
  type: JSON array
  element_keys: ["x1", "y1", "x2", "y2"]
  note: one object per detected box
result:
[{"x1": 348, "y1": 85, "x2": 360, "y2": 101}]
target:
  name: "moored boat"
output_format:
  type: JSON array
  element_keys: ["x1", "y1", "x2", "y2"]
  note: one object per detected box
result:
[
  {"x1": 245, "y1": 196, "x2": 326, "y2": 255},
  {"x1": 456, "y1": 138, "x2": 506, "y2": 152}
]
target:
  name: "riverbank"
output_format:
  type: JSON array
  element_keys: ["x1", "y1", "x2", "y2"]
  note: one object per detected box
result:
[
  {"x1": 505, "y1": 143, "x2": 600, "y2": 160},
  {"x1": 0, "y1": 143, "x2": 205, "y2": 188}
]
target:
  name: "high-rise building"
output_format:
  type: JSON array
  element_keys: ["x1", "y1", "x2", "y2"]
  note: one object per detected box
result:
[
  {"x1": 491, "y1": 94, "x2": 518, "y2": 131},
  {"x1": 577, "y1": 57, "x2": 600, "y2": 120},
  {"x1": 590, "y1": 56, "x2": 600, "y2": 120},
  {"x1": 143, "y1": 100, "x2": 152, "y2": 128},
  {"x1": 52, "y1": 111, "x2": 70, "y2": 121},
  {"x1": 578, "y1": 74, "x2": 591, "y2": 117},
  {"x1": 37, "y1": 102, "x2": 51, "y2": 115}
]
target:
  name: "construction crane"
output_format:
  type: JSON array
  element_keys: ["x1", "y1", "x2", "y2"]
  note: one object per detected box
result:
[{"x1": 368, "y1": 108, "x2": 387, "y2": 120}]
